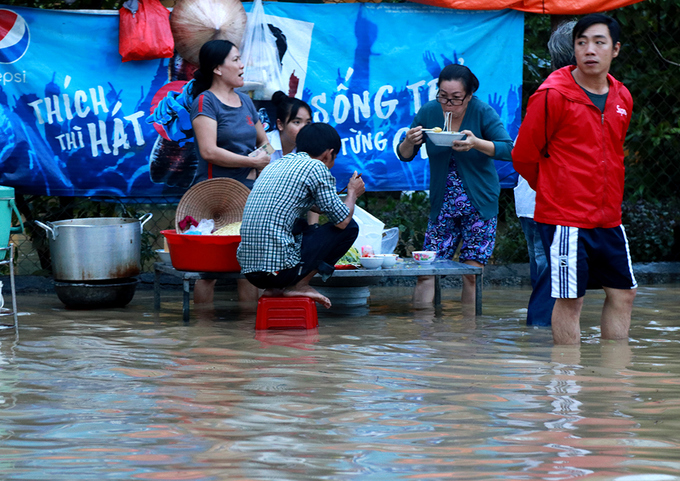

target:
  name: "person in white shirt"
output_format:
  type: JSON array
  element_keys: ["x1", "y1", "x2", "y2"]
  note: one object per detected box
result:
[
  {"x1": 266, "y1": 90, "x2": 312, "y2": 162},
  {"x1": 266, "y1": 90, "x2": 318, "y2": 224},
  {"x1": 514, "y1": 20, "x2": 576, "y2": 326}
]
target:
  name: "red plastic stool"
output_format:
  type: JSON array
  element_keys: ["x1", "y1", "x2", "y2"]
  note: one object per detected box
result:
[{"x1": 255, "y1": 297, "x2": 318, "y2": 330}]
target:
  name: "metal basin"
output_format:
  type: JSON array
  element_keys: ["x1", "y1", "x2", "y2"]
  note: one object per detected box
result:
[{"x1": 54, "y1": 278, "x2": 139, "y2": 309}]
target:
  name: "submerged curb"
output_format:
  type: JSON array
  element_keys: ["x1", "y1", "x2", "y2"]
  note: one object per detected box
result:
[
  {"x1": 3, "y1": 262, "x2": 680, "y2": 294},
  {"x1": 371, "y1": 262, "x2": 680, "y2": 288}
]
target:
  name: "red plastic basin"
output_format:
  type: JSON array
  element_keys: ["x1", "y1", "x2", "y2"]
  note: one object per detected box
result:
[{"x1": 161, "y1": 229, "x2": 241, "y2": 272}]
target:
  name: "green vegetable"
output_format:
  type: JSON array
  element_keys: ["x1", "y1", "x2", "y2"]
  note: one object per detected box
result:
[{"x1": 336, "y1": 246, "x2": 360, "y2": 265}]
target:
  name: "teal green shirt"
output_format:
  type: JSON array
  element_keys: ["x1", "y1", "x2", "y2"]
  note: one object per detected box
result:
[{"x1": 398, "y1": 97, "x2": 513, "y2": 222}]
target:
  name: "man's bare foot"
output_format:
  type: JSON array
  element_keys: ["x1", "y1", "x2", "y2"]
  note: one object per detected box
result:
[
  {"x1": 262, "y1": 288, "x2": 285, "y2": 297},
  {"x1": 283, "y1": 285, "x2": 332, "y2": 309}
]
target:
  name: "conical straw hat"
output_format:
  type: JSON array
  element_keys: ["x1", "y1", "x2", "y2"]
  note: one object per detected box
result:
[
  {"x1": 170, "y1": 0, "x2": 247, "y2": 67},
  {"x1": 175, "y1": 177, "x2": 250, "y2": 233}
]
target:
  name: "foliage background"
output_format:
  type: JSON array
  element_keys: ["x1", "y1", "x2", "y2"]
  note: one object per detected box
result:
[
  {"x1": 3, "y1": 0, "x2": 679, "y2": 274},
  {"x1": 363, "y1": 0, "x2": 680, "y2": 264},
  {"x1": 507, "y1": 0, "x2": 680, "y2": 263}
]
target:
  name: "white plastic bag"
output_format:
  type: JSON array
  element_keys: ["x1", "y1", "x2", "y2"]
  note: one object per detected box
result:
[
  {"x1": 352, "y1": 205, "x2": 385, "y2": 255},
  {"x1": 239, "y1": 0, "x2": 284, "y2": 100},
  {"x1": 381, "y1": 227, "x2": 399, "y2": 255},
  {"x1": 196, "y1": 218, "x2": 215, "y2": 235},
  {"x1": 184, "y1": 218, "x2": 215, "y2": 235}
]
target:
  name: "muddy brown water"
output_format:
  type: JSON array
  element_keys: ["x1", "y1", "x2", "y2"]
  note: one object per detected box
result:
[{"x1": 0, "y1": 285, "x2": 679, "y2": 480}]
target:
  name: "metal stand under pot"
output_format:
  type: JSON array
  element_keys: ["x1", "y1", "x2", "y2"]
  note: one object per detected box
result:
[
  {"x1": 0, "y1": 244, "x2": 19, "y2": 329},
  {"x1": 35, "y1": 214, "x2": 152, "y2": 309}
]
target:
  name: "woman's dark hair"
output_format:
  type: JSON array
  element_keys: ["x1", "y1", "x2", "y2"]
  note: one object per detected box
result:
[
  {"x1": 296, "y1": 123, "x2": 341, "y2": 158},
  {"x1": 437, "y1": 64, "x2": 479, "y2": 95},
  {"x1": 192, "y1": 40, "x2": 236, "y2": 97},
  {"x1": 271, "y1": 90, "x2": 312, "y2": 128},
  {"x1": 573, "y1": 13, "x2": 620, "y2": 46}
]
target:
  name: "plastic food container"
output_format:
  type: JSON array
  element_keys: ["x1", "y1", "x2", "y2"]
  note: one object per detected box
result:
[{"x1": 161, "y1": 230, "x2": 241, "y2": 272}]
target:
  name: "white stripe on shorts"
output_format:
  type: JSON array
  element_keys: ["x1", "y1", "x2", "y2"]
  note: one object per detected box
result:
[
  {"x1": 550, "y1": 225, "x2": 579, "y2": 298},
  {"x1": 619, "y1": 224, "x2": 638, "y2": 289}
]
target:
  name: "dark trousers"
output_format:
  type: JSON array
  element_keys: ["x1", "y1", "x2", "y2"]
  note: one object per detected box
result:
[
  {"x1": 520, "y1": 217, "x2": 555, "y2": 326},
  {"x1": 246, "y1": 219, "x2": 359, "y2": 290}
]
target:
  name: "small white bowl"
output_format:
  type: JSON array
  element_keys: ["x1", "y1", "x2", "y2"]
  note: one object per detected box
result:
[
  {"x1": 359, "y1": 256, "x2": 383, "y2": 269},
  {"x1": 425, "y1": 130, "x2": 465, "y2": 147},
  {"x1": 413, "y1": 250, "x2": 436, "y2": 264},
  {"x1": 376, "y1": 254, "x2": 398, "y2": 268},
  {"x1": 155, "y1": 249, "x2": 171, "y2": 263}
]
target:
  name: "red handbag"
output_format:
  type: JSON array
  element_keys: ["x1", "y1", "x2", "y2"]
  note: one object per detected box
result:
[{"x1": 119, "y1": 0, "x2": 174, "y2": 62}]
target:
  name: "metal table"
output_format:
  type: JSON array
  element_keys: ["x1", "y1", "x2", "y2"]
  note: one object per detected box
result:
[{"x1": 153, "y1": 259, "x2": 483, "y2": 321}]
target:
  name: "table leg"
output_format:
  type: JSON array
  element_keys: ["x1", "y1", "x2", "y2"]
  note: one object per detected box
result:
[
  {"x1": 183, "y1": 279, "x2": 191, "y2": 321},
  {"x1": 475, "y1": 273, "x2": 483, "y2": 315},
  {"x1": 154, "y1": 267, "x2": 161, "y2": 311},
  {"x1": 434, "y1": 275, "x2": 441, "y2": 306},
  {"x1": 9, "y1": 244, "x2": 17, "y2": 327}
]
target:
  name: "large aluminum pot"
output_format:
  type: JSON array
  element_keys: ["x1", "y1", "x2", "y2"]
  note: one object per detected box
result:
[{"x1": 35, "y1": 214, "x2": 153, "y2": 281}]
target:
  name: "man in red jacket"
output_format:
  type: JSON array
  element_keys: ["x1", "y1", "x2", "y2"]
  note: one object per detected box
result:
[{"x1": 512, "y1": 13, "x2": 637, "y2": 345}]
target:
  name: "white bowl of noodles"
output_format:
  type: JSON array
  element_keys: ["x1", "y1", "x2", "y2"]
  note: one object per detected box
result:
[{"x1": 426, "y1": 130, "x2": 465, "y2": 146}]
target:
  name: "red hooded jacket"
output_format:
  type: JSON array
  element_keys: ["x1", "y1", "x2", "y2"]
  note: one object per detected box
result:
[{"x1": 512, "y1": 66, "x2": 633, "y2": 229}]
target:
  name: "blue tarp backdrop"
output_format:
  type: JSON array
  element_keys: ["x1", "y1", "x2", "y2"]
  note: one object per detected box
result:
[{"x1": 0, "y1": 3, "x2": 523, "y2": 198}]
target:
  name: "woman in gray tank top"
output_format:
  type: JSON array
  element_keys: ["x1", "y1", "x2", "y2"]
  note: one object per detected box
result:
[{"x1": 189, "y1": 39, "x2": 271, "y2": 303}]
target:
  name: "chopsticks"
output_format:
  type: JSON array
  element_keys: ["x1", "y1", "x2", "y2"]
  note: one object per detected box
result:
[{"x1": 338, "y1": 173, "x2": 362, "y2": 195}]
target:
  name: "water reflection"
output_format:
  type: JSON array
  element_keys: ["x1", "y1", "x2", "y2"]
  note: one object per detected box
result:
[{"x1": 0, "y1": 285, "x2": 678, "y2": 479}]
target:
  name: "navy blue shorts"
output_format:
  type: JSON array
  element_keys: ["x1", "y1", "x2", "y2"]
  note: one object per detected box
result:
[
  {"x1": 245, "y1": 219, "x2": 359, "y2": 290},
  {"x1": 536, "y1": 223, "x2": 637, "y2": 299}
]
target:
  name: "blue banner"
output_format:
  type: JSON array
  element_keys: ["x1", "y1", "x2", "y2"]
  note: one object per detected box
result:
[{"x1": 0, "y1": 3, "x2": 523, "y2": 197}]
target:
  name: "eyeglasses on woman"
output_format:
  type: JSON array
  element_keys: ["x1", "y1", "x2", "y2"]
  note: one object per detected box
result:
[{"x1": 436, "y1": 93, "x2": 467, "y2": 106}]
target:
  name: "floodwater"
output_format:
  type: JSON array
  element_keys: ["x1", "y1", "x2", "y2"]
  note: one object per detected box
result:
[{"x1": 1, "y1": 285, "x2": 679, "y2": 480}]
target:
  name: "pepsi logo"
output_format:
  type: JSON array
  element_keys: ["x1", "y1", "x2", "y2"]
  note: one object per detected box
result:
[{"x1": 0, "y1": 9, "x2": 30, "y2": 64}]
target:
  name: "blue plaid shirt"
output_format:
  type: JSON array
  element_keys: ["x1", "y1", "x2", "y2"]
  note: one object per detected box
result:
[{"x1": 237, "y1": 152, "x2": 350, "y2": 274}]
